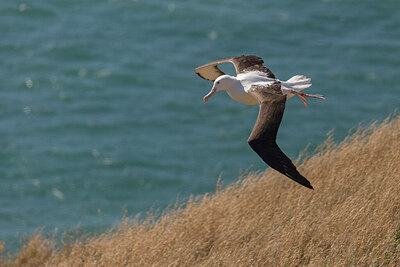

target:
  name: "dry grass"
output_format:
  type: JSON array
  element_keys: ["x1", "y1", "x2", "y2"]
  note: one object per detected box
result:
[{"x1": 2, "y1": 114, "x2": 400, "y2": 266}]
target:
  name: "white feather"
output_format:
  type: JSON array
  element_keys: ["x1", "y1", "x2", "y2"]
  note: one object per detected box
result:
[{"x1": 212, "y1": 72, "x2": 315, "y2": 105}]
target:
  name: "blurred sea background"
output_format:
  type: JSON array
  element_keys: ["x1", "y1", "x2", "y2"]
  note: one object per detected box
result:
[{"x1": 0, "y1": 0, "x2": 399, "y2": 247}]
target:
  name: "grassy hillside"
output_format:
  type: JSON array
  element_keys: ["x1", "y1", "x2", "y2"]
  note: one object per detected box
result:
[{"x1": 2, "y1": 114, "x2": 400, "y2": 266}]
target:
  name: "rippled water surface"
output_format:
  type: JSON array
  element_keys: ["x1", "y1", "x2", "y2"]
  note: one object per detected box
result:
[{"x1": 0, "y1": 0, "x2": 399, "y2": 245}]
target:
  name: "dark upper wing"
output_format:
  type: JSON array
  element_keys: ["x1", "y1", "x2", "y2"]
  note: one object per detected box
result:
[
  {"x1": 194, "y1": 55, "x2": 275, "y2": 81},
  {"x1": 247, "y1": 83, "x2": 313, "y2": 189},
  {"x1": 231, "y1": 55, "x2": 275, "y2": 78}
]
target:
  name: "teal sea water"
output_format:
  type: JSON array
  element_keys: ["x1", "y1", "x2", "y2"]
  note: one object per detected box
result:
[{"x1": 1, "y1": 0, "x2": 399, "y2": 246}]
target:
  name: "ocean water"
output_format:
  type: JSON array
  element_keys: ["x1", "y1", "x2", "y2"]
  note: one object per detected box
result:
[{"x1": 0, "y1": 0, "x2": 399, "y2": 246}]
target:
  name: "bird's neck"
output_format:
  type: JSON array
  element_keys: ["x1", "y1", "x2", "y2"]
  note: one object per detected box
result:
[
  {"x1": 221, "y1": 76, "x2": 242, "y2": 94},
  {"x1": 225, "y1": 77, "x2": 258, "y2": 105}
]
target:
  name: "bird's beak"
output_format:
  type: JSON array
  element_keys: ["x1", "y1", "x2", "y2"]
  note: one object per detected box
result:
[{"x1": 203, "y1": 87, "x2": 217, "y2": 102}]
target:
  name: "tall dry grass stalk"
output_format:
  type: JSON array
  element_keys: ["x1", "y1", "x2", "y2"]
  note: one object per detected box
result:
[{"x1": 2, "y1": 114, "x2": 400, "y2": 266}]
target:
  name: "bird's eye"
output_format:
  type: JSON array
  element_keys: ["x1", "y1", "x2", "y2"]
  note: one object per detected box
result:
[{"x1": 217, "y1": 81, "x2": 220, "y2": 84}]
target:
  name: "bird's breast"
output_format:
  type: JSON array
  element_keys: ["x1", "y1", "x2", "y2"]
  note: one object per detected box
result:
[{"x1": 226, "y1": 85, "x2": 259, "y2": 105}]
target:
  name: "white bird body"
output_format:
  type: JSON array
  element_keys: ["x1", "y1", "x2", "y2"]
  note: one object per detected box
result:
[{"x1": 215, "y1": 71, "x2": 313, "y2": 105}]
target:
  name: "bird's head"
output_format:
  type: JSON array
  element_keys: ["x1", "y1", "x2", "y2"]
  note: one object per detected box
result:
[{"x1": 203, "y1": 75, "x2": 235, "y2": 102}]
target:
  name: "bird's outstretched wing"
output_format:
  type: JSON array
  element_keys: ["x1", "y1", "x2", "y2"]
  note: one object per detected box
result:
[
  {"x1": 194, "y1": 55, "x2": 275, "y2": 81},
  {"x1": 247, "y1": 83, "x2": 313, "y2": 189},
  {"x1": 194, "y1": 57, "x2": 232, "y2": 81},
  {"x1": 230, "y1": 55, "x2": 275, "y2": 78}
]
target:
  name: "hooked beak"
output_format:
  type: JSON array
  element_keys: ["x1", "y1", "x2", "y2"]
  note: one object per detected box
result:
[{"x1": 203, "y1": 87, "x2": 217, "y2": 102}]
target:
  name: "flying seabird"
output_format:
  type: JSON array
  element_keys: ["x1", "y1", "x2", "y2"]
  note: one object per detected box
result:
[{"x1": 194, "y1": 55, "x2": 326, "y2": 189}]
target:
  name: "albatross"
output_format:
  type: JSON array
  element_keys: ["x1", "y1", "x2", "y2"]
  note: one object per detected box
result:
[{"x1": 194, "y1": 55, "x2": 326, "y2": 189}]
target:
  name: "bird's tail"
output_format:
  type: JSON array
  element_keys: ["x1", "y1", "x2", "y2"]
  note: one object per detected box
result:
[
  {"x1": 280, "y1": 75, "x2": 326, "y2": 107},
  {"x1": 280, "y1": 75, "x2": 312, "y2": 93}
]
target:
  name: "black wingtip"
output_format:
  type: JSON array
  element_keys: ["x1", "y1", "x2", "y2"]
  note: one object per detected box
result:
[
  {"x1": 288, "y1": 173, "x2": 313, "y2": 189},
  {"x1": 297, "y1": 181, "x2": 313, "y2": 190},
  {"x1": 285, "y1": 172, "x2": 314, "y2": 190},
  {"x1": 298, "y1": 179, "x2": 313, "y2": 190}
]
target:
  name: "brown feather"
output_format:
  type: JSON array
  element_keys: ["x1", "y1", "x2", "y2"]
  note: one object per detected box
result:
[
  {"x1": 194, "y1": 55, "x2": 275, "y2": 81},
  {"x1": 231, "y1": 55, "x2": 275, "y2": 78},
  {"x1": 247, "y1": 83, "x2": 313, "y2": 189}
]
